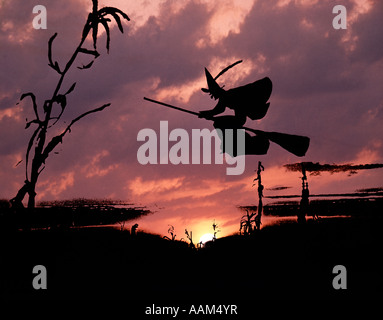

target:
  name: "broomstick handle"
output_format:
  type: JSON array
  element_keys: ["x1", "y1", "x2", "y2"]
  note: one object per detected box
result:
[
  {"x1": 144, "y1": 96, "x2": 305, "y2": 138},
  {"x1": 144, "y1": 97, "x2": 200, "y2": 116}
]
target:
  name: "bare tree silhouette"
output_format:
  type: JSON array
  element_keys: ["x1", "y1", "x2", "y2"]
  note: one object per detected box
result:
[
  {"x1": 253, "y1": 161, "x2": 264, "y2": 230},
  {"x1": 212, "y1": 220, "x2": 220, "y2": 240},
  {"x1": 239, "y1": 209, "x2": 256, "y2": 235},
  {"x1": 11, "y1": 0, "x2": 130, "y2": 209},
  {"x1": 239, "y1": 163, "x2": 265, "y2": 235},
  {"x1": 131, "y1": 223, "x2": 139, "y2": 236},
  {"x1": 163, "y1": 225, "x2": 183, "y2": 241},
  {"x1": 185, "y1": 229, "x2": 195, "y2": 249}
]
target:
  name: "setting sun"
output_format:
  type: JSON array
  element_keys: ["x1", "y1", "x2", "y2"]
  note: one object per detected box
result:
[{"x1": 199, "y1": 233, "x2": 214, "y2": 244}]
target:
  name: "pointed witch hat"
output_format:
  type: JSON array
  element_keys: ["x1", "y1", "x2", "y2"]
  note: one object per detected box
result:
[
  {"x1": 201, "y1": 60, "x2": 242, "y2": 98},
  {"x1": 202, "y1": 68, "x2": 224, "y2": 99}
]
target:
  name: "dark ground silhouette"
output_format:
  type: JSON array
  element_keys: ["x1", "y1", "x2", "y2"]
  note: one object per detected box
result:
[
  {"x1": 0, "y1": 199, "x2": 150, "y2": 231},
  {"x1": 0, "y1": 208, "x2": 382, "y2": 300}
]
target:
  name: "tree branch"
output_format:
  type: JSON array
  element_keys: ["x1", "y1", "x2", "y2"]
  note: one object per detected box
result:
[
  {"x1": 25, "y1": 126, "x2": 41, "y2": 180},
  {"x1": 61, "y1": 103, "x2": 111, "y2": 137},
  {"x1": 20, "y1": 92, "x2": 40, "y2": 122},
  {"x1": 48, "y1": 33, "x2": 61, "y2": 74},
  {"x1": 40, "y1": 103, "x2": 110, "y2": 164}
]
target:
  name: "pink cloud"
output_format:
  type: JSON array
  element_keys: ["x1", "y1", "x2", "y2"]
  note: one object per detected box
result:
[{"x1": 38, "y1": 171, "x2": 75, "y2": 199}]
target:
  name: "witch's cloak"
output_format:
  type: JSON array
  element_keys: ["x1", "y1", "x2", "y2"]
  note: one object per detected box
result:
[{"x1": 220, "y1": 77, "x2": 272, "y2": 120}]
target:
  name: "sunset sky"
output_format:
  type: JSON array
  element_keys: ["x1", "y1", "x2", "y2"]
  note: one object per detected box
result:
[{"x1": 1, "y1": 0, "x2": 383, "y2": 241}]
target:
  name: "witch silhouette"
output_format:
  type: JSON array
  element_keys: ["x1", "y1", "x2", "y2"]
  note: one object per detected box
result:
[
  {"x1": 199, "y1": 61, "x2": 272, "y2": 155},
  {"x1": 143, "y1": 60, "x2": 309, "y2": 157}
]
